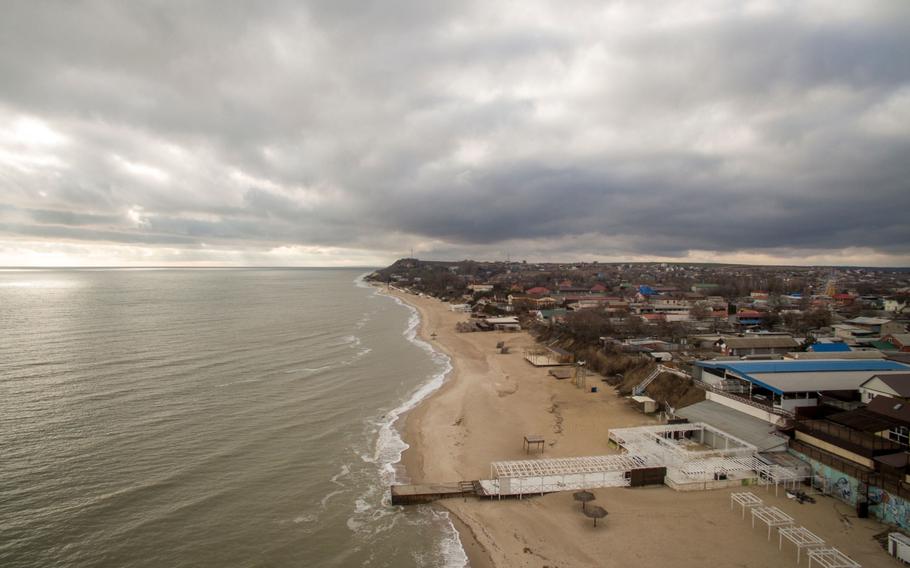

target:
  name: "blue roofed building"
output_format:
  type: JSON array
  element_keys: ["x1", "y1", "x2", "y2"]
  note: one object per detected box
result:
[
  {"x1": 807, "y1": 342, "x2": 852, "y2": 353},
  {"x1": 693, "y1": 359, "x2": 910, "y2": 417}
]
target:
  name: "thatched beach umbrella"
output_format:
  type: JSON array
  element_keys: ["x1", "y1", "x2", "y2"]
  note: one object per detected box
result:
[
  {"x1": 584, "y1": 505, "x2": 608, "y2": 527},
  {"x1": 573, "y1": 490, "x2": 595, "y2": 511}
]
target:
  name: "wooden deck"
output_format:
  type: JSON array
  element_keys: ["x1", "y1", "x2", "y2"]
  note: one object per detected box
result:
[{"x1": 390, "y1": 481, "x2": 484, "y2": 506}]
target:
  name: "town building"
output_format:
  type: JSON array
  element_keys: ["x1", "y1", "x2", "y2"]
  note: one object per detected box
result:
[{"x1": 714, "y1": 335, "x2": 800, "y2": 357}]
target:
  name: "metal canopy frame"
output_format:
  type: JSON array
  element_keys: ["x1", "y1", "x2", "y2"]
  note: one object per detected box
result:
[
  {"x1": 779, "y1": 526, "x2": 826, "y2": 564},
  {"x1": 609, "y1": 422, "x2": 758, "y2": 463},
  {"x1": 610, "y1": 422, "x2": 763, "y2": 485},
  {"x1": 730, "y1": 491, "x2": 763, "y2": 519},
  {"x1": 487, "y1": 454, "x2": 661, "y2": 497},
  {"x1": 751, "y1": 506, "x2": 795, "y2": 540},
  {"x1": 806, "y1": 547, "x2": 861, "y2": 568},
  {"x1": 491, "y1": 454, "x2": 653, "y2": 479}
]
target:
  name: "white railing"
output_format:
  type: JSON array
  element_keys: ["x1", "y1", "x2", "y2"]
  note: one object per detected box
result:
[
  {"x1": 632, "y1": 367, "x2": 661, "y2": 396},
  {"x1": 692, "y1": 379, "x2": 796, "y2": 419}
]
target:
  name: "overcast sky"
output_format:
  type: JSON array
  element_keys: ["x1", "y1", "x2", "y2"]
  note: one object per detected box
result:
[{"x1": 1, "y1": 1, "x2": 909, "y2": 267}]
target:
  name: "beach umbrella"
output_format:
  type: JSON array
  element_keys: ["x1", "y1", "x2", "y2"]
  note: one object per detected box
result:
[
  {"x1": 584, "y1": 505, "x2": 608, "y2": 527},
  {"x1": 573, "y1": 490, "x2": 595, "y2": 511}
]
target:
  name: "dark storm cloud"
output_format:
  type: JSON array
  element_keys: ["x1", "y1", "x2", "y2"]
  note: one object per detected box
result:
[{"x1": 0, "y1": 1, "x2": 909, "y2": 265}]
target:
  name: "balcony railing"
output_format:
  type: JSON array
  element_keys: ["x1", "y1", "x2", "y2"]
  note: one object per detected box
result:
[
  {"x1": 795, "y1": 420, "x2": 904, "y2": 457},
  {"x1": 692, "y1": 379, "x2": 795, "y2": 419}
]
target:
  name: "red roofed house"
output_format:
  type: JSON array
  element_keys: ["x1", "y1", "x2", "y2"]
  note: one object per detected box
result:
[
  {"x1": 641, "y1": 313, "x2": 666, "y2": 322},
  {"x1": 883, "y1": 334, "x2": 910, "y2": 353},
  {"x1": 833, "y1": 293, "x2": 856, "y2": 307},
  {"x1": 526, "y1": 286, "x2": 551, "y2": 296}
]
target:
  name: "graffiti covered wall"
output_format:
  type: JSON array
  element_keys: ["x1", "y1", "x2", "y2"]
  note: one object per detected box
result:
[{"x1": 790, "y1": 449, "x2": 910, "y2": 529}]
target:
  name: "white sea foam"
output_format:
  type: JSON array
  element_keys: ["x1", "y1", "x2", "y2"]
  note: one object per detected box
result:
[
  {"x1": 292, "y1": 512, "x2": 318, "y2": 524},
  {"x1": 433, "y1": 509, "x2": 470, "y2": 568},
  {"x1": 353, "y1": 272, "x2": 373, "y2": 289},
  {"x1": 340, "y1": 334, "x2": 362, "y2": 347},
  {"x1": 344, "y1": 279, "x2": 467, "y2": 567},
  {"x1": 330, "y1": 463, "x2": 351, "y2": 485},
  {"x1": 214, "y1": 377, "x2": 262, "y2": 388},
  {"x1": 365, "y1": 288, "x2": 466, "y2": 568}
]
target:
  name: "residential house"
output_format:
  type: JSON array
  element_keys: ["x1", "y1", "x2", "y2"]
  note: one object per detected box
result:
[
  {"x1": 694, "y1": 359, "x2": 910, "y2": 415},
  {"x1": 882, "y1": 334, "x2": 910, "y2": 353},
  {"x1": 525, "y1": 286, "x2": 551, "y2": 296},
  {"x1": 807, "y1": 341, "x2": 852, "y2": 353},
  {"x1": 691, "y1": 283, "x2": 720, "y2": 294},
  {"x1": 533, "y1": 308, "x2": 568, "y2": 325},
  {"x1": 860, "y1": 374, "x2": 910, "y2": 403},
  {"x1": 715, "y1": 335, "x2": 799, "y2": 357},
  {"x1": 508, "y1": 294, "x2": 557, "y2": 310},
  {"x1": 844, "y1": 317, "x2": 906, "y2": 337},
  {"x1": 789, "y1": 411, "x2": 910, "y2": 523},
  {"x1": 731, "y1": 309, "x2": 766, "y2": 328},
  {"x1": 885, "y1": 298, "x2": 907, "y2": 314},
  {"x1": 833, "y1": 324, "x2": 879, "y2": 345}
]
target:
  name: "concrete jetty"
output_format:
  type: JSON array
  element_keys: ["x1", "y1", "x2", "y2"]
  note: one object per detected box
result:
[{"x1": 390, "y1": 481, "x2": 483, "y2": 505}]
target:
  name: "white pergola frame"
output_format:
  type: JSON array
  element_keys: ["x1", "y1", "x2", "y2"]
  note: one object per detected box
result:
[
  {"x1": 491, "y1": 454, "x2": 654, "y2": 479},
  {"x1": 756, "y1": 462, "x2": 809, "y2": 496},
  {"x1": 779, "y1": 526, "x2": 826, "y2": 564},
  {"x1": 806, "y1": 547, "x2": 861, "y2": 568},
  {"x1": 488, "y1": 454, "x2": 659, "y2": 497},
  {"x1": 610, "y1": 423, "x2": 764, "y2": 486},
  {"x1": 730, "y1": 491, "x2": 763, "y2": 519},
  {"x1": 609, "y1": 422, "x2": 757, "y2": 465},
  {"x1": 751, "y1": 506, "x2": 795, "y2": 540},
  {"x1": 482, "y1": 423, "x2": 804, "y2": 497}
]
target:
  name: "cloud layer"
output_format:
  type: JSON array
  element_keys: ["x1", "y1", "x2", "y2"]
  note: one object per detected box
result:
[{"x1": 1, "y1": 1, "x2": 909, "y2": 266}]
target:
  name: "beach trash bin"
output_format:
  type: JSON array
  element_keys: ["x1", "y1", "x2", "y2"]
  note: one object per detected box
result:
[{"x1": 591, "y1": 387, "x2": 598, "y2": 393}]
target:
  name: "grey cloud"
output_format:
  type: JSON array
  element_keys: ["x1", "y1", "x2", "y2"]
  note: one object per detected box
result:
[{"x1": 0, "y1": 1, "x2": 908, "y2": 265}]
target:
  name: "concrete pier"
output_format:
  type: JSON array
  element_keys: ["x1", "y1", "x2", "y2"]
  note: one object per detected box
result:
[{"x1": 390, "y1": 481, "x2": 482, "y2": 505}]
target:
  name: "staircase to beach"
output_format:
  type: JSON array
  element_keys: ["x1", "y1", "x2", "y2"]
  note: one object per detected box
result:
[{"x1": 632, "y1": 367, "x2": 661, "y2": 396}]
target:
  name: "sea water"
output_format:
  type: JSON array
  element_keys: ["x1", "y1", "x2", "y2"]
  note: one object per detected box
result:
[{"x1": 0, "y1": 268, "x2": 466, "y2": 567}]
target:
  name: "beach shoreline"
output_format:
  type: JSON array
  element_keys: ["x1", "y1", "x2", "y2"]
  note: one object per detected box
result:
[
  {"x1": 382, "y1": 285, "x2": 892, "y2": 568},
  {"x1": 388, "y1": 288, "x2": 495, "y2": 568}
]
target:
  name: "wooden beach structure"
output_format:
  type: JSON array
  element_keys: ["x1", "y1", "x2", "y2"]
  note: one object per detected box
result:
[
  {"x1": 523, "y1": 434, "x2": 546, "y2": 454},
  {"x1": 524, "y1": 345, "x2": 574, "y2": 367}
]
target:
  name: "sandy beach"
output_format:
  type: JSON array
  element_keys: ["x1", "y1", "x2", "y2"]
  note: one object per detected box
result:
[{"x1": 390, "y1": 288, "x2": 893, "y2": 568}]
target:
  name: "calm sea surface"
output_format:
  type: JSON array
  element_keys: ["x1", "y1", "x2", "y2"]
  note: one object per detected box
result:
[{"x1": 0, "y1": 268, "x2": 464, "y2": 567}]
